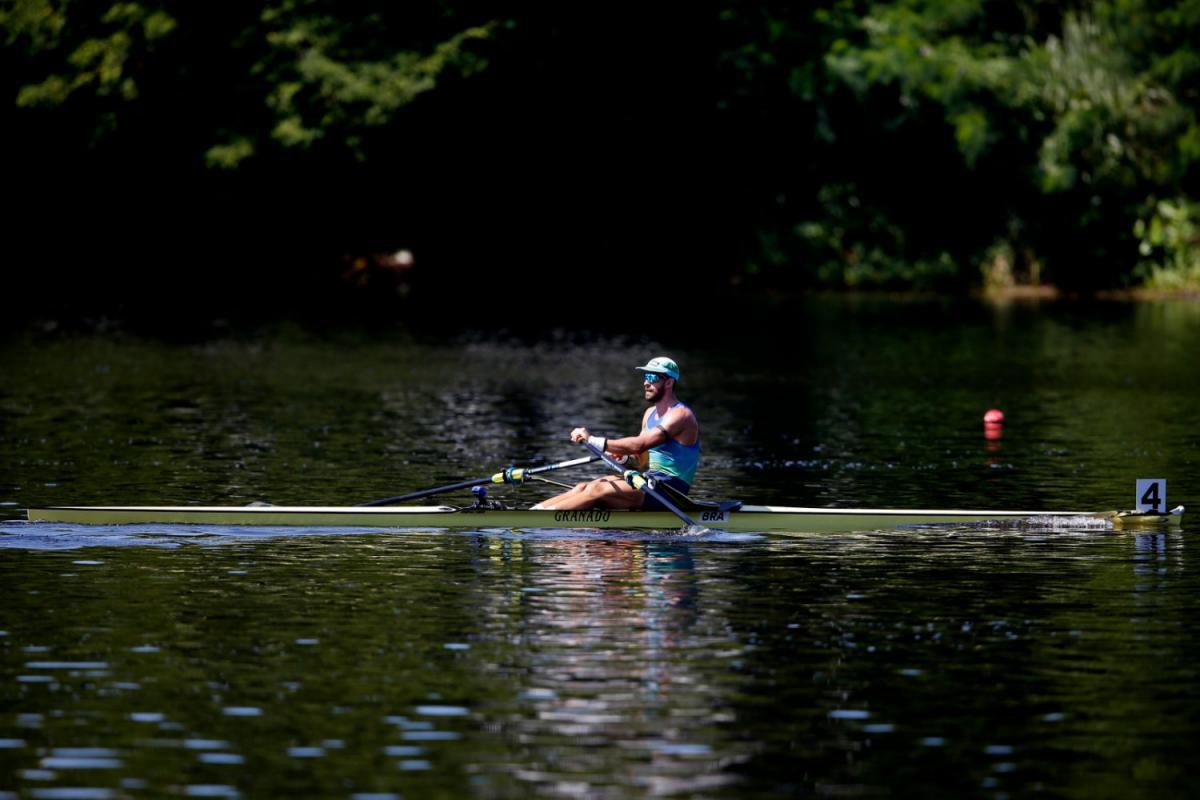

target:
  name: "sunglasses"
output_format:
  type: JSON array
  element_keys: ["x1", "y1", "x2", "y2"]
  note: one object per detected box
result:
[{"x1": 643, "y1": 372, "x2": 670, "y2": 384}]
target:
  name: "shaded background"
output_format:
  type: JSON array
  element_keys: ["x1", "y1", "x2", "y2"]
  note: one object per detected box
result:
[{"x1": 4, "y1": 0, "x2": 1199, "y2": 327}]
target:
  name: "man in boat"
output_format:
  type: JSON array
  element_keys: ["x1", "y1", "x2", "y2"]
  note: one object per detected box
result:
[{"x1": 532, "y1": 356, "x2": 700, "y2": 511}]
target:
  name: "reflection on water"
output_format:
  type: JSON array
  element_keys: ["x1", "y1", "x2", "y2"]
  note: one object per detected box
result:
[
  {"x1": 473, "y1": 538, "x2": 740, "y2": 795},
  {"x1": 0, "y1": 533, "x2": 747, "y2": 797},
  {"x1": 3, "y1": 296, "x2": 1200, "y2": 797},
  {"x1": 2, "y1": 526, "x2": 1199, "y2": 797}
]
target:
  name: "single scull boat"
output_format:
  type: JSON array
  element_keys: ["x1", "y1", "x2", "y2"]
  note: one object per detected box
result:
[
  {"x1": 24, "y1": 503, "x2": 1183, "y2": 533},
  {"x1": 23, "y1": 459, "x2": 1184, "y2": 533}
]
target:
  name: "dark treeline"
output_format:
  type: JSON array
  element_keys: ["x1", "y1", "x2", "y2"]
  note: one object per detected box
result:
[{"x1": 3, "y1": 0, "x2": 1198, "y2": 321}]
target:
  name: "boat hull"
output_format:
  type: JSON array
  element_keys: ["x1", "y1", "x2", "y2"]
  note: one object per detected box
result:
[{"x1": 23, "y1": 504, "x2": 1183, "y2": 533}]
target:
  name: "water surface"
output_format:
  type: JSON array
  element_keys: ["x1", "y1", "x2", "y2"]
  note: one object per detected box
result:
[{"x1": 2, "y1": 297, "x2": 1198, "y2": 798}]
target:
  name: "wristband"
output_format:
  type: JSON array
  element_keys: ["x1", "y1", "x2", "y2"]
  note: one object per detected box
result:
[{"x1": 587, "y1": 435, "x2": 607, "y2": 452}]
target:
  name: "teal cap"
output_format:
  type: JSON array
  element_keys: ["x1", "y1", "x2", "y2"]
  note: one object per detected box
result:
[{"x1": 634, "y1": 356, "x2": 680, "y2": 380}]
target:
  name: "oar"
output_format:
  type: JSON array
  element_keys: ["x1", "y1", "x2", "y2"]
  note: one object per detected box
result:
[
  {"x1": 359, "y1": 455, "x2": 598, "y2": 507},
  {"x1": 578, "y1": 440, "x2": 700, "y2": 528}
]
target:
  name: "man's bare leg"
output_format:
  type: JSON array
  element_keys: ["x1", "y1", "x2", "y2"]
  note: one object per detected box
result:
[
  {"x1": 532, "y1": 477, "x2": 646, "y2": 511},
  {"x1": 530, "y1": 481, "x2": 592, "y2": 510}
]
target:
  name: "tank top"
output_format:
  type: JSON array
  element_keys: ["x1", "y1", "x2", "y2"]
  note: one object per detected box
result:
[{"x1": 644, "y1": 402, "x2": 700, "y2": 486}]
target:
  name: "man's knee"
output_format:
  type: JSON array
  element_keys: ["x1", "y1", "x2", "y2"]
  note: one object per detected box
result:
[
  {"x1": 584, "y1": 479, "x2": 610, "y2": 496},
  {"x1": 597, "y1": 479, "x2": 631, "y2": 498},
  {"x1": 580, "y1": 478, "x2": 614, "y2": 498}
]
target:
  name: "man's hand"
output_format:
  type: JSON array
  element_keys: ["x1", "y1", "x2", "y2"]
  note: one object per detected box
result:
[{"x1": 570, "y1": 427, "x2": 591, "y2": 443}]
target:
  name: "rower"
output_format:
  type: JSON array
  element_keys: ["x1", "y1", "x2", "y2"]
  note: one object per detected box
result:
[{"x1": 532, "y1": 356, "x2": 701, "y2": 511}]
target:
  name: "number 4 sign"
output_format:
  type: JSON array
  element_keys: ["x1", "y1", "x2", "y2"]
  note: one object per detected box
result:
[{"x1": 1136, "y1": 479, "x2": 1166, "y2": 513}]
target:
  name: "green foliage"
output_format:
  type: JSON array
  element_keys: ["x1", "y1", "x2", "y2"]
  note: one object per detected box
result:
[
  {"x1": 1021, "y1": 12, "x2": 1188, "y2": 193},
  {"x1": 825, "y1": 0, "x2": 1015, "y2": 162},
  {"x1": 1134, "y1": 198, "x2": 1200, "y2": 290},
  {"x1": 13, "y1": 2, "x2": 174, "y2": 107},
  {"x1": 3, "y1": 0, "x2": 499, "y2": 166},
  {"x1": 4, "y1": 0, "x2": 1200, "y2": 296},
  {"x1": 754, "y1": 184, "x2": 962, "y2": 290},
  {"x1": 0, "y1": 0, "x2": 67, "y2": 50},
  {"x1": 242, "y1": 6, "x2": 496, "y2": 164},
  {"x1": 723, "y1": 0, "x2": 1200, "y2": 291},
  {"x1": 205, "y1": 137, "x2": 256, "y2": 171}
]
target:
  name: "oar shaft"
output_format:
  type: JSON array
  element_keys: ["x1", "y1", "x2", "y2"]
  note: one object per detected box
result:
[
  {"x1": 527, "y1": 455, "x2": 595, "y2": 475},
  {"x1": 360, "y1": 477, "x2": 490, "y2": 506},
  {"x1": 578, "y1": 440, "x2": 698, "y2": 528},
  {"x1": 359, "y1": 455, "x2": 598, "y2": 507}
]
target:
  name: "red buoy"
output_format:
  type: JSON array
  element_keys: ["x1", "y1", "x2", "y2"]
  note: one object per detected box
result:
[{"x1": 983, "y1": 409, "x2": 1005, "y2": 424}]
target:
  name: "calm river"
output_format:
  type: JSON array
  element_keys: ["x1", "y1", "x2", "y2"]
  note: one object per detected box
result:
[{"x1": 2, "y1": 296, "x2": 1198, "y2": 798}]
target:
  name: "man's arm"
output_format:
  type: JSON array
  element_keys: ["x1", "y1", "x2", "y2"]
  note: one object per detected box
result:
[
  {"x1": 599, "y1": 428, "x2": 666, "y2": 457},
  {"x1": 571, "y1": 407, "x2": 694, "y2": 456},
  {"x1": 654, "y1": 406, "x2": 698, "y2": 446}
]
